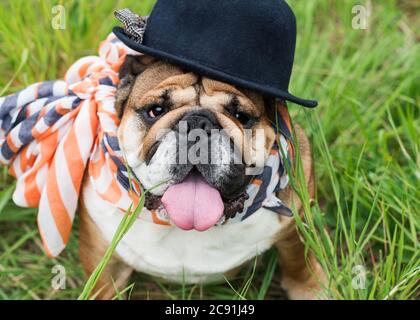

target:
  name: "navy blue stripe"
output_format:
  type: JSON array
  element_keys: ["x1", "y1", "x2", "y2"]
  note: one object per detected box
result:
[
  {"x1": 1, "y1": 114, "x2": 12, "y2": 132},
  {"x1": 1, "y1": 141, "x2": 15, "y2": 160},
  {"x1": 38, "y1": 81, "x2": 56, "y2": 98},
  {"x1": 99, "y1": 77, "x2": 115, "y2": 86},
  {"x1": 263, "y1": 203, "x2": 293, "y2": 217},
  {"x1": 106, "y1": 134, "x2": 120, "y2": 151},
  {"x1": 44, "y1": 108, "x2": 63, "y2": 126},
  {"x1": 12, "y1": 105, "x2": 29, "y2": 130},
  {"x1": 71, "y1": 97, "x2": 82, "y2": 109},
  {"x1": 0, "y1": 94, "x2": 18, "y2": 118},
  {"x1": 110, "y1": 155, "x2": 127, "y2": 172},
  {"x1": 117, "y1": 170, "x2": 131, "y2": 191},
  {"x1": 273, "y1": 112, "x2": 292, "y2": 140},
  {"x1": 242, "y1": 166, "x2": 273, "y2": 220},
  {"x1": 45, "y1": 96, "x2": 63, "y2": 105},
  {"x1": 18, "y1": 112, "x2": 39, "y2": 145}
]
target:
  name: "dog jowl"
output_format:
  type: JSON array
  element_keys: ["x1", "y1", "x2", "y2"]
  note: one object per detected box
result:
[{"x1": 116, "y1": 55, "x2": 276, "y2": 231}]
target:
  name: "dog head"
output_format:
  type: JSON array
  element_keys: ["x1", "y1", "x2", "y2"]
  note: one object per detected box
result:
[{"x1": 116, "y1": 55, "x2": 277, "y2": 231}]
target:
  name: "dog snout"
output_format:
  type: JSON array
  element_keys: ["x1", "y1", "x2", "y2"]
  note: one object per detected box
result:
[{"x1": 180, "y1": 109, "x2": 221, "y2": 134}]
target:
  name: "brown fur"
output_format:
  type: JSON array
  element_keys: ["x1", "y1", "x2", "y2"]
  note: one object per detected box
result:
[{"x1": 79, "y1": 199, "x2": 133, "y2": 299}]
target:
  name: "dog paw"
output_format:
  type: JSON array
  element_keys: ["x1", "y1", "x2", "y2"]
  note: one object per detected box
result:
[
  {"x1": 281, "y1": 264, "x2": 328, "y2": 300},
  {"x1": 281, "y1": 276, "x2": 326, "y2": 300}
]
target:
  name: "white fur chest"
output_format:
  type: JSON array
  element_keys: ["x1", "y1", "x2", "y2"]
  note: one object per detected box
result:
[{"x1": 83, "y1": 180, "x2": 285, "y2": 284}]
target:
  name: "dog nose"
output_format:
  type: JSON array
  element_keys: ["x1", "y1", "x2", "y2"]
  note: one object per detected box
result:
[{"x1": 181, "y1": 109, "x2": 220, "y2": 134}]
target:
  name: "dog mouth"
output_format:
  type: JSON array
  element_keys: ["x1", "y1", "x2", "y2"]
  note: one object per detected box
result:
[{"x1": 144, "y1": 169, "x2": 249, "y2": 231}]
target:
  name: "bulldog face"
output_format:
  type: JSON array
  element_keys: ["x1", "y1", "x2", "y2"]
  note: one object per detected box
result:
[{"x1": 116, "y1": 55, "x2": 276, "y2": 231}]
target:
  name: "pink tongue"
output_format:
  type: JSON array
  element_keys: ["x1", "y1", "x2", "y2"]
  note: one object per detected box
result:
[{"x1": 161, "y1": 171, "x2": 224, "y2": 231}]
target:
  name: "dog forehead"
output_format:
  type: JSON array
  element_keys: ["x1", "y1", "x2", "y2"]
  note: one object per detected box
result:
[
  {"x1": 128, "y1": 61, "x2": 264, "y2": 113},
  {"x1": 128, "y1": 61, "x2": 186, "y2": 103},
  {"x1": 201, "y1": 78, "x2": 265, "y2": 112}
]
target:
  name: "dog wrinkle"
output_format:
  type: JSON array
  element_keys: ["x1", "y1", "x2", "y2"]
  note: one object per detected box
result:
[
  {"x1": 127, "y1": 61, "x2": 185, "y2": 107},
  {"x1": 170, "y1": 86, "x2": 198, "y2": 106},
  {"x1": 202, "y1": 77, "x2": 244, "y2": 97},
  {"x1": 140, "y1": 105, "x2": 195, "y2": 159},
  {"x1": 155, "y1": 72, "x2": 199, "y2": 90},
  {"x1": 199, "y1": 93, "x2": 231, "y2": 111},
  {"x1": 118, "y1": 109, "x2": 145, "y2": 167},
  {"x1": 201, "y1": 78, "x2": 263, "y2": 116},
  {"x1": 134, "y1": 130, "x2": 179, "y2": 195}
]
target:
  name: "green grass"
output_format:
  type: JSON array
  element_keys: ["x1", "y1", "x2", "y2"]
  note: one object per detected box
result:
[{"x1": 0, "y1": 0, "x2": 419, "y2": 300}]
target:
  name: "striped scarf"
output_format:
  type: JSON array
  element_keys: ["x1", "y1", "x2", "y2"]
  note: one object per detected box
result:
[{"x1": 0, "y1": 33, "x2": 293, "y2": 257}]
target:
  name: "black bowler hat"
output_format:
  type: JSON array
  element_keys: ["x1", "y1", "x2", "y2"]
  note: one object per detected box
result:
[{"x1": 113, "y1": 0, "x2": 317, "y2": 108}]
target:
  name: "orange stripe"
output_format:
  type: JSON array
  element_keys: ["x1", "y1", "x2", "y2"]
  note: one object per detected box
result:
[
  {"x1": 27, "y1": 153, "x2": 36, "y2": 168},
  {"x1": 24, "y1": 173, "x2": 42, "y2": 207},
  {"x1": 70, "y1": 81, "x2": 91, "y2": 95},
  {"x1": 252, "y1": 178, "x2": 263, "y2": 186},
  {"x1": 62, "y1": 128, "x2": 85, "y2": 192},
  {"x1": 100, "y1": 179, "x2": 122, "y2": 204},
  {"x1": 78, "y1": 61, "x2": 92, "y2": 79},
  {"x1": 37, "y1": 218, "x2": 54, "y2": 258},
  {"x1": 24, "y1": 131, "x2": 59, "y2": 207},
  {"x1": 55, "y1": 102, "x2": 71, "y2": 116},
  {"x1": 20, "y1": 146, "x2": 30, "y2": 172},
  {"x1": 6, "y1": 135, "x2": 19, "y2": 152},
  {"x1": 151, "y1": 210, "x2": 171, "y2": 226},
  {"x1": 45, "y1": 160, "x2": 72, "y2": 244},
  {"x1": 128, "y1": 190, "x2": 140, "y2": 208},
  {"x1": 90, "y1": 153, "x2": 106, "y2": 179}
]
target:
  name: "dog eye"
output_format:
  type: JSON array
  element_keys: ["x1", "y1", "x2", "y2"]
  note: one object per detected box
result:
[
  {"x1": 147, "y1": 104, "x2": 167, "y2": 119},
  {"x1": 234, "y1": 111, "x2": 251, "y2": 125}
]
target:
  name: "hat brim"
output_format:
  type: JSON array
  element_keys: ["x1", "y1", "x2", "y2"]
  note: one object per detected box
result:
[{"x1": 113, "y1": 27, "x2": 317, "y2": 108}]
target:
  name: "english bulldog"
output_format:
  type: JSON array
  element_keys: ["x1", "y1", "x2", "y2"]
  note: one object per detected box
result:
[{"x1": 79, "y1": 55, "x2": 325, "y2": 300}]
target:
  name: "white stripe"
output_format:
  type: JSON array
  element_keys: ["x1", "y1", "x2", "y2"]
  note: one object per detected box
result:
[
  {"x1": 65, "y1": 56, "x2": 100, "y2": 84},
  {"x1": 99, "y1": 115, "x2": 118, "y2": 132},
  {"x1": 9, "y1": 127, "x2": 22, "y2": 150},
  {"x1": 94, "y1": 160, "x2": 113, "y2": 194},
  {"x1": 74, "y1": 100, "x2": 95, "y2": 158},
  {"x1": 12, "y1": 154, "x2": 22, "y2": 176},
  {"x1": 16, "y1": 83, "x2": 38, "y2": 108},
  {"x1": 53, "y1": 137, "x2": 79, "y2": 221},
  {"x1": 53, "y1": 81, "x2": 68, "y2": 96},
  {"x1": 279, "y1": 135, "x2": 288, "y2": 155},
  {"x1": 280, "y1": 175, "x2": 289, "y2": 189},
  {"x1": 13, "y1": 159, "x2": 28, "y2": 207},
  {"x1": 35, "y1": 164, "x2": 48, "y2": 196},
  {"x1": 26, "y1": 98, "x2": 48, "y2": 117},
  {"x1": 33, "y1": 118, "x2": 49, "y2": 134},
  {"x1": 38, "y1": 195, "x2": 65, "y2": 257}
]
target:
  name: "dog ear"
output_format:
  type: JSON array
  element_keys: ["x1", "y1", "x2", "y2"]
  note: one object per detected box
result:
[
  {"x1": 264, "y1": 97, "x2": 293, "y2": 140},
  {"x1": 115, "y1": 55, "x2": 154, "y2": 118},
  {"x1": 263, "y1": 96, "x2": 278, "y2": 121}
]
